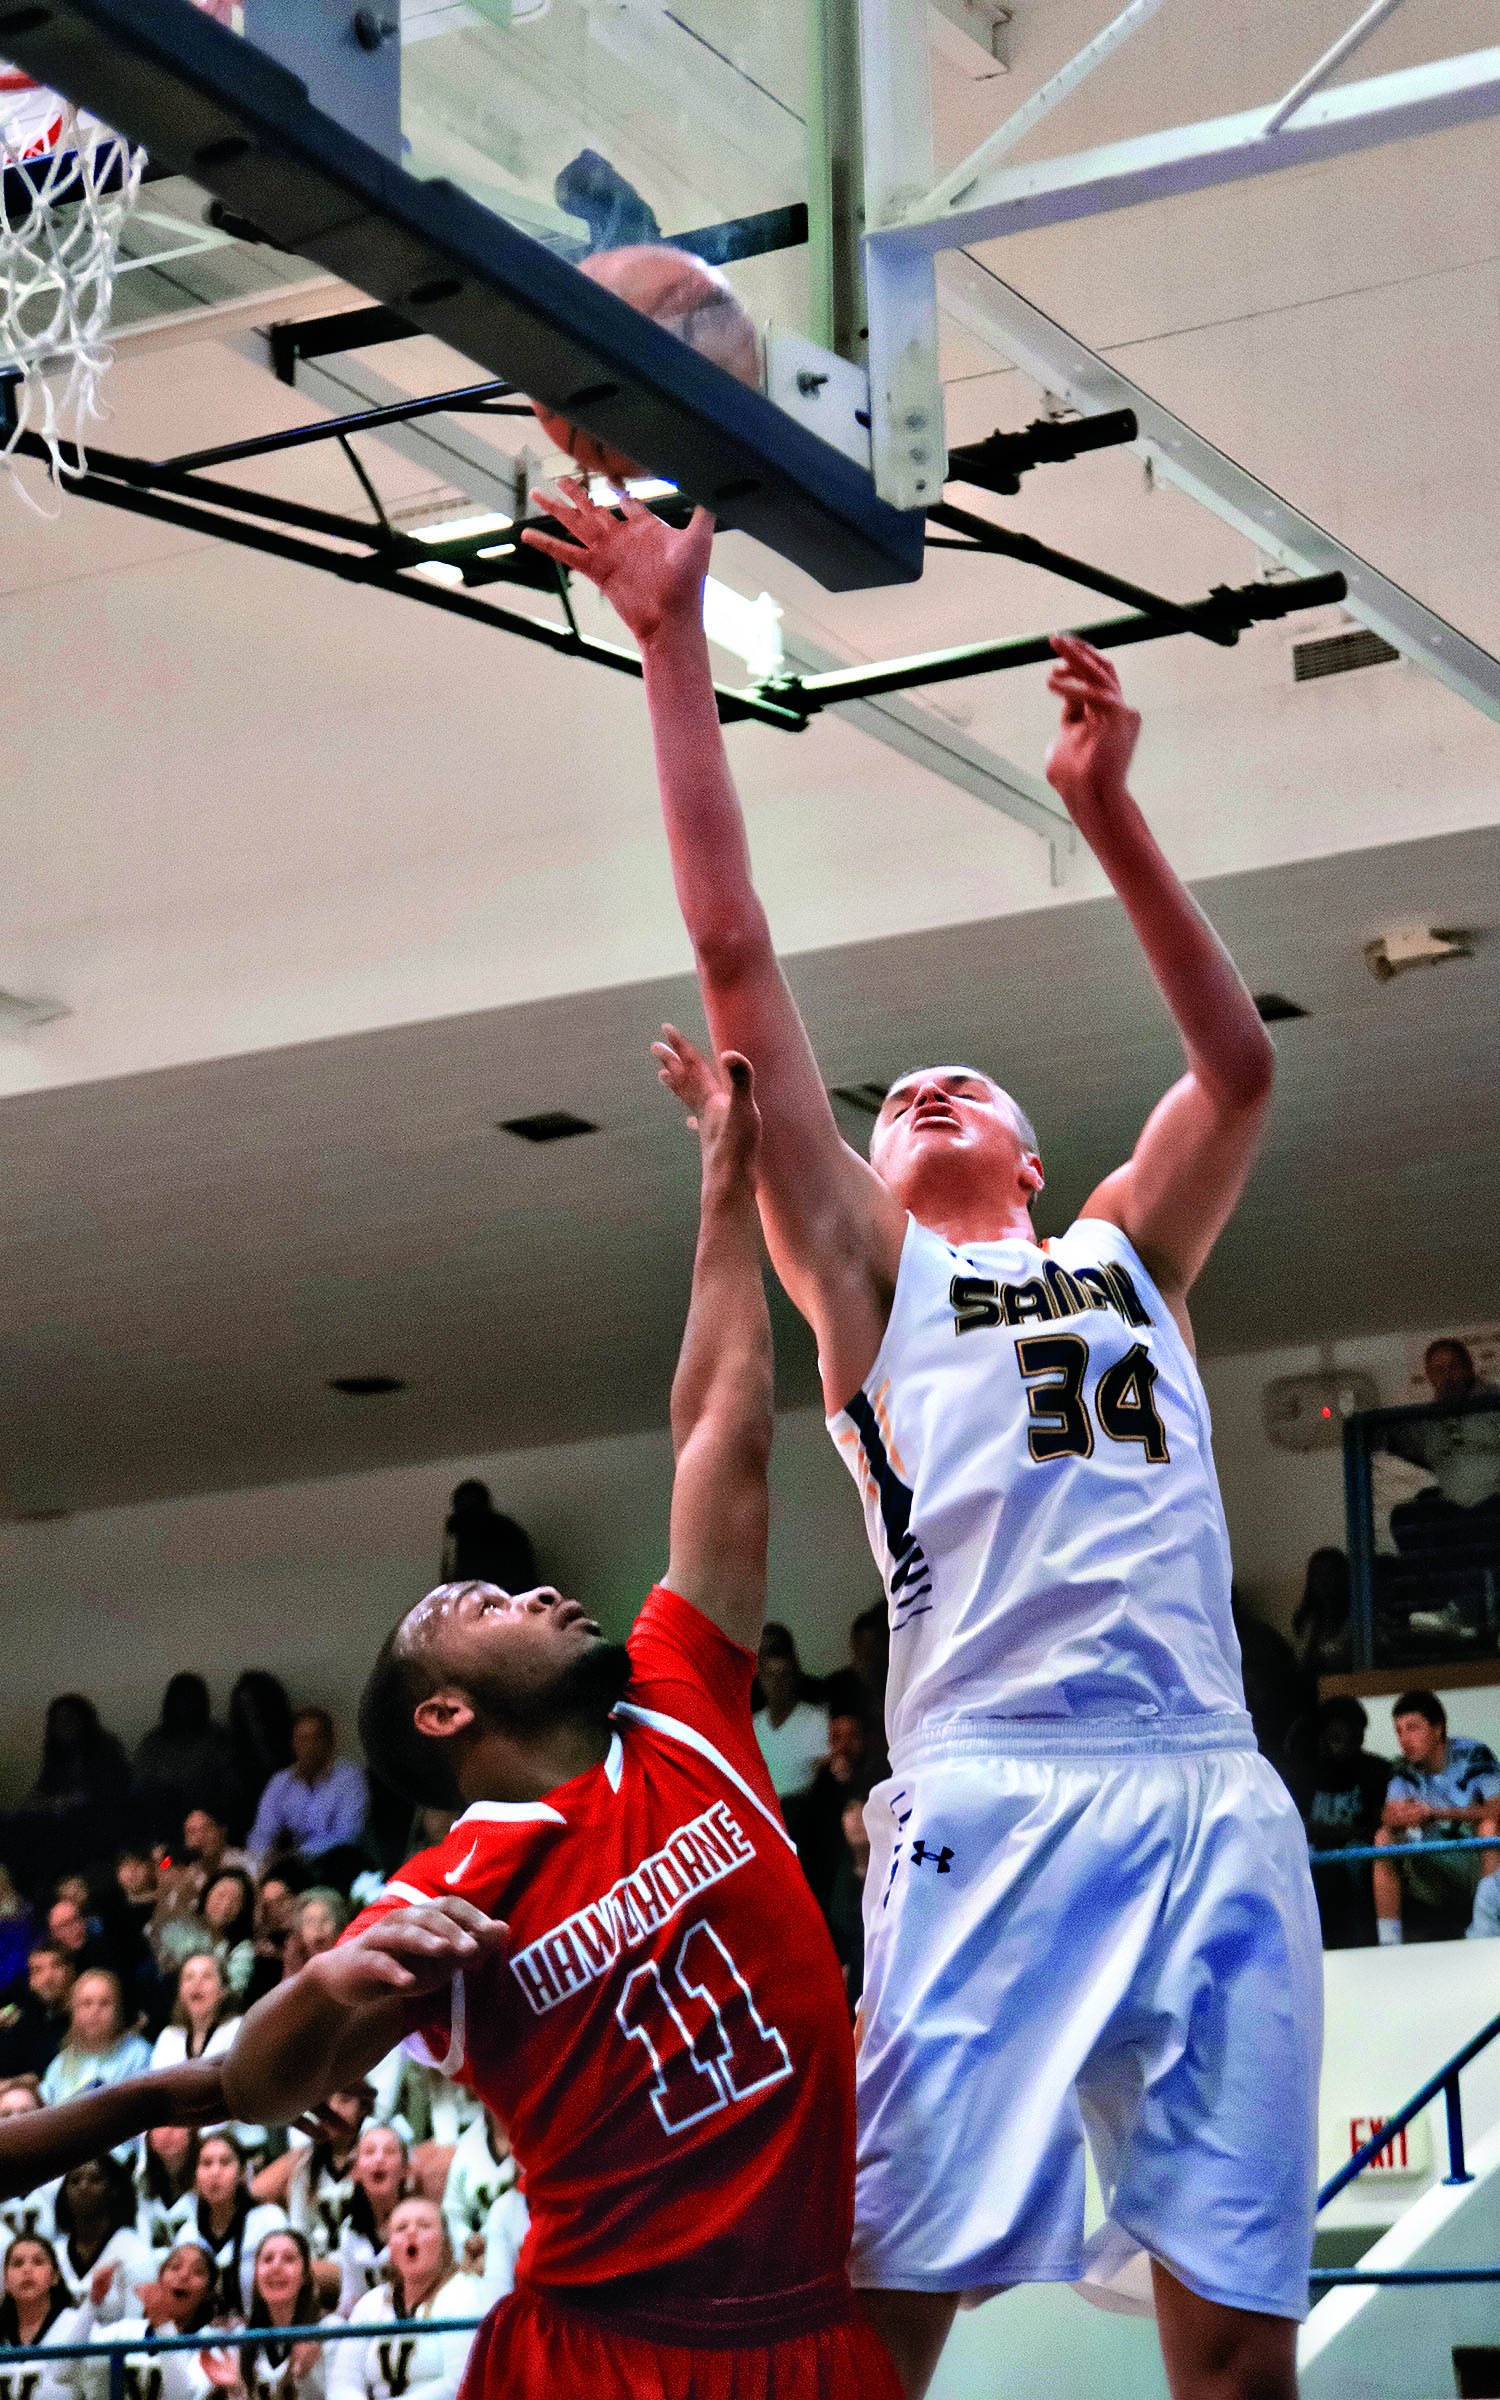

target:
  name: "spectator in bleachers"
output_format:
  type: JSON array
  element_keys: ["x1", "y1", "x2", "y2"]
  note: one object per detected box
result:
[
  {"x1": 150, "y1": 1956, "x2": 241, "y2": 2079},
  {"x1": 1373, "y1": 1690, "x2": 1500, "y2": 1943},
  {"x1": 825, "y1": 1789, "x2": 870, "y2": 2012},
  {"x1": 1231, "y1": 1590, "x2": 1302, "y2": 1771},
  {"x1": 137, "y1": 2125, "x2": 199, "y2": 2250},
  {"x1": 784, "y1": 1711, "x2": 869, "y2": 1919},
  {"x1": 330, "y1": 2198, "x2": 483, "y2": 2400},
  {"x1": 39, "y1": 1972, "x2": 151, "y2": 2107},
  {"x1": 184, "y1": 1812, "x2": 254, "y2": 1889},
  {"x1": 822, "y1": 1605, "x2": 890, "y2": 1777},
  {"x1": 439, "y1": 2111, "x2": 516, "y2": 2267},
  {"x1": 244, "y1": 1879, "x2": 298, "y2": 2007},
  {"x1": 259, "y1": 2085, "x2": 373, "y2": 2260},
  {"x1": 133, "y1": 1679, "x2": 238, "y2": 1847},
  {"x1": 202, "y1": 2228, "x2": 329, "y2": 2400},
  {"x1": 439, "y1": 1481, "x2": 536, "y2": 1595},
  {"x1": 47, "y1": 1895, "x2": 117, "y2": 1983},
  {"x1": 751, "y1": 1625, "x2": 829, "y2": 1799},
  {"x1": 105, "y1": 2238, "x2": 224, "y2": 2400},
  {"x1": 247, "y1": 1715, "x2": 368, "y2": 1890},
  {"x1": 113, "y1": 1849, "x2": 160, "y2": 1967},
  {"x1": 0, "y1": 2086, "x2": 54, "y2": 2246},
  {"x1": 8, "y1": 1699, "x2": 131, "y2": 1900},
  {"x1": 199, "y1": 1874, "x2": 258, "y2": 2001},
  {"x1": 170, "y1": 2132, "x2": 286, "y2": 2313},
  {"x1": 0, "y1": 2232, "x2": 90, "y2": 2392},
  {"x1": 52, "y1": 2154, "x2": 153, "y2": 2318},
  {"x1": 225, "y1": 1677, "x2": 295, "y2": 1847},
  {"x1": 0, "y1": 1870, "x2": 34, "y2": 1999},
  {"x1": 0, "y1": 1946, "x2": 74, "y2": 2081},
  {"x1": 1288, "y1": 1697, "x2": 1391, "y2": 1948},
  {"x1": 1292, "y1": 1548, "x2": 1353, "y2": 1684},
  {"x1": 1387, "y1": 1338, "x2": 1500, "y2": 1552},
  {"x1": 335, "y1": 2124, "x2": 409, "y2": 2316}
]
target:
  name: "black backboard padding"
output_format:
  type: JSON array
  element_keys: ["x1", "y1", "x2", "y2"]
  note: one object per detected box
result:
[{"x1": 0, "y1": 0, "x2": 923, "y2": 590}]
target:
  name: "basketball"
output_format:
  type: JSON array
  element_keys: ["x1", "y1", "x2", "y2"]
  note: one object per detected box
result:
[{"x1": 532, "y1": 245, "x2": 761, "y2": 484}]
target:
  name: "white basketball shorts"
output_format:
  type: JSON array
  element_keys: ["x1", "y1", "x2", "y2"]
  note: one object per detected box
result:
[{"x1": 851, "y1": 1716, "x2": 1323, "y2": 2321}]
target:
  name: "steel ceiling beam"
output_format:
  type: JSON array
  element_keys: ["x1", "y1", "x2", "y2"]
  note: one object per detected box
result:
[
  {"x1": 936, "y1": 249, "x2": 1500, "y2": 726},
  {"x1": 880, "y1": 44, "x2": 1500, "y2": 252}
]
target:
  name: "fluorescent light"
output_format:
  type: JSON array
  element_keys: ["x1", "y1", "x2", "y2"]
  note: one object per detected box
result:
[
  {"x1": 406, "y1": 509, "x2": 513, "y2": 542},
  {"x1": 413, "y1": 559, "x2": 465, "y2": 587},
  {"x1": 584, "y1": 475, "x2": 677, "y2": 503},
  {"x1": 703, "y1": 576, "x2": 784, "y2": 681}
]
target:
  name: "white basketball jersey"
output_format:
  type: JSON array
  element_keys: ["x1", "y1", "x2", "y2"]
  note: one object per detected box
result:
[{"x1": 828, "y1": 1213, "x2": 1247, "y2": 1760}]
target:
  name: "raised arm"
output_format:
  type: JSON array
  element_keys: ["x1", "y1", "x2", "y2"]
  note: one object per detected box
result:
[
  {"x1": 523, "y1": 488, "x2": 905, "y2": 1405},
  {"x1": 1044, "y1": 637, "x2": 1274, "y2": 1340},
  {"x1": 654, "y1": 1027, "x2": 773, "y2": 1652}
]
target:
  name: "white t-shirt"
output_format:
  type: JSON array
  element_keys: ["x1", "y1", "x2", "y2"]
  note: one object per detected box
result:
[
  {"x1": 828, "y1": 1215, "x2": 1249, "y2": 1762},
  {"x1": 752, "y1": 1699, "x2": 830, "y2": 1796},
  {"x1": 325, "y1": 2277, "x2": 484, "y2": 2400}
]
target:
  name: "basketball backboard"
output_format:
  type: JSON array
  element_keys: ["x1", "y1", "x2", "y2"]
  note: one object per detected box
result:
[{"x1": 0, "y1": 0, "x2": 931, "y2": 587}]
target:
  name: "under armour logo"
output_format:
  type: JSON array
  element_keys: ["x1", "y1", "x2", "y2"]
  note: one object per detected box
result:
[{"x1": 910, "y1": 1840, "x2": 953, "y2": 1873}]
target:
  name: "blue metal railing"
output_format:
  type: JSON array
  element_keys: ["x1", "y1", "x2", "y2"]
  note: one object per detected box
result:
[
  {"x1": 0, "y1": 2313, "x2": 493, "y2": 2400},
  {"x1": 1310, "y1": 2004, "x2": 1500, "y2": 2291},
  {"x1": 1307, "y1": 1834, "x2": 1500, "y2": 1867}
]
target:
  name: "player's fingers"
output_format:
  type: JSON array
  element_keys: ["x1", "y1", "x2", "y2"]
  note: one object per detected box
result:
[
  {"x1": 519, "y1": 530, "x2": 583, "y2": 565},
  {"x1": 529, "y1": 480, "x2": 581, "y2": 522}
]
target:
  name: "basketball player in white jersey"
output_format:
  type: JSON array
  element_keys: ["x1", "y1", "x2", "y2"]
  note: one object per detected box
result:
[{"x1": 524, "y1": 488, "x2": 1321, "y2": 2400}]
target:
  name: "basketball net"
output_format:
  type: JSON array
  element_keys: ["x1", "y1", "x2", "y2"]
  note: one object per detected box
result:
[{"x1": 0, "y1": 67, "x2": 144, "y2": 512}]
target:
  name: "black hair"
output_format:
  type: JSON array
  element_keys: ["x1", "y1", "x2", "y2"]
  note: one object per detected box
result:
[
  {"x1": 200, "y1": 1866, "x2": 257, "y2": 1950},
  {"x1": 449, "y1": 1480, "x2": 493, "y2": 1516},
  {"x1": 359, "y1": 1622, "x2": 461, "y2": 1813},
  {"x1": 1425, "y1": 1336, "x2": 1475, "y2": 1371},
  {"x1": 1393, "y1": 1690, "x2": 1446, "y2": 1728},
  {"x1": 141, "y1": 2129, "x2": 201, "y2": 2209},
  {"x1": 293, "y1": 1706, "x2": 335, "y2": 1741},
  {"x1": 55, "y1": 2153, "x2": 139, "y2": 2250},
  {"x1": 156, "y1": 2241, "x2": 222, "y2": 2334},
  {"x1": 0, "y1": 2235, "x2": 69, "y2": 2344},
  {"x1": 1318, "y1": 1695, "x2": 1368, "y2": 1739},
  {"x1": 758, "y1": 1623, "x2": 798, "y2": 1664},
  {"x1": 160, "y1": 1675, "x2": 211, "y2": 1739}
]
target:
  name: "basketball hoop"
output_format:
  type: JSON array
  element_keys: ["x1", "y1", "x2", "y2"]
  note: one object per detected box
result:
[{"x1": 0, "y1": 63, "x2": 144, "y2": 510}]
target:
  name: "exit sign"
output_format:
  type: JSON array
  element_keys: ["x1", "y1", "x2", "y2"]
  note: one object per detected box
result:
[{"x1": 1348, "y1": 2113, "x2": 1430, "y2": 2177}]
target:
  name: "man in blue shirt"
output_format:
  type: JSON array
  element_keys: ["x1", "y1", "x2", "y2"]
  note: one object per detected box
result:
[
  {"x1": 247, "y1": 1707, "x2": 368, "y2": 1885},
  {"x1": 1373, "y1": 1690, "x2": 1500, "y2": 1942}
]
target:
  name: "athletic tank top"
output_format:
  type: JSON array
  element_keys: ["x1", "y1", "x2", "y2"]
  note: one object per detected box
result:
[{"x1": 828, "y1": 1213, "x2": 1247, "y2": 1759}]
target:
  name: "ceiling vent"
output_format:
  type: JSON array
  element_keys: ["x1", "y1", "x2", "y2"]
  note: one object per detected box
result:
[
  {"x1": 1364, "y1": 927, "x2": 1473, "y2": 982},
  {"x1": 498, "y1": 1110, "x2": 598, "y2": 1143},
  {"x1": 1292, "y1": 628, "x2": 1399, "y2": 682},
  {"x1": 831, "y1": 1081, "x2": 889, "y2": 1116},
  {"x1": 328, "y1": 1374, "x2": 407, "y2": 1397},
  {"x1": 1254, "y1": 993, "x2": 1307, "y2": 1023}
]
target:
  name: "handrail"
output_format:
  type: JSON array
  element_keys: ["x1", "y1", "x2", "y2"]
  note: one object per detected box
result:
[
  {"x1": 1308, "y1": 1833, "x2": 1500, "y2": 1867},
  {"x1": 1318, "y1": 2003, "x2": 1500, "y2": 2210},
  {"x1": 0, "y1": 2313, "x2": 495, "y2": 2400}
]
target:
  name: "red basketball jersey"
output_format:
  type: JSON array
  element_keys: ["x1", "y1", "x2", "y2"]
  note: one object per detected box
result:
[{"x1": 343, "y1": 1586, "x2": 855, "y2": 2299}]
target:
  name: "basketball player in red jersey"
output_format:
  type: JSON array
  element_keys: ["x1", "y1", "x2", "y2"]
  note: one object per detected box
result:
[
  {"x1": 523, "y1": 489, "x2": 1318, "y2": 2400},
  {"x1": 219, "y1": 1034, "x2": 900, "y2": 2400}
]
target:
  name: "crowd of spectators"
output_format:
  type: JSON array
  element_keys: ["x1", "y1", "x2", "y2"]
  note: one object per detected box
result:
[{"x1": 0, "y1": 1655, "x2": 529, "y2": 2400}]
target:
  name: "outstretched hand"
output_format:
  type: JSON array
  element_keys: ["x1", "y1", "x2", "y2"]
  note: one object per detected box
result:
[
  {"x1": 1043, "y1": 634, "x2": 1141, "y2": 826},
  {"x1": 313, "y1": 1897, "x2": 508, "y2": 2007},
  {"x1": 521, "y1": 479, "x2": 714, "y2": 645},
  {"x1": 653, "y1": 1024, "x2": 761, "y2": 1183}
]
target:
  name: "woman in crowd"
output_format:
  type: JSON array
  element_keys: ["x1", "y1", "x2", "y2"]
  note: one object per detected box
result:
[
  {"x1": 437, "y1": 2111, "x2": 514, "y2": 2264},
  {"x1": 0, "y1": 2083, "x2": 56, "y2": 2244},
  {"x1": 151, "y1": 1957, "x2": 240, "y2": 2077},
  {"x1": 242, "y1": 1881, "x2": 296, "y2": 2011},
  {"x1": 99, "y1": 2240, "x2": 225, "y2": 2400},
  {"x1": 203, "y1": 2229, "x2": 327, "y2": 2400},
  {"x1": 12, "y1": 1700, "x2": 131, "y2": 1898},
  {"x1": 1293, "y1": 1545, "x2": 1354, "y2": 1683},
  {"x1": 200, "y1": 1877, "x2": 258, "y2": 2002},
  {"x1": 52, "y1": 2155, "x2": 152, "y2": 2320},
  {"x1": 39, "y1": 1975, "x2": 151, "y2": 2108},
  {"x1": 0, "y1": 2234, "x2": 92, "y2": 2400},
  {"x1": 170, "y1": 2133, "x2": 286, "y2": 2314},
  {"x1": 292, "y1": 1895, "x2": 343, "y2": 1970},
  {"x1": 328, "y1": 2200, "x2": 481, "y2": 2400},
  {"x1": 334, "y1": 2127, "x2": 407, "y2": 2316},
  {"x1": 137, "y1": 2124, "x2": 198, "y2": 2250}
]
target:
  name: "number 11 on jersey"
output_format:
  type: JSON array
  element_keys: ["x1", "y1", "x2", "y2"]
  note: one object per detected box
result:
[{"x1": 617, "y1": 1918, "x2": 793, "y2": 2135}]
